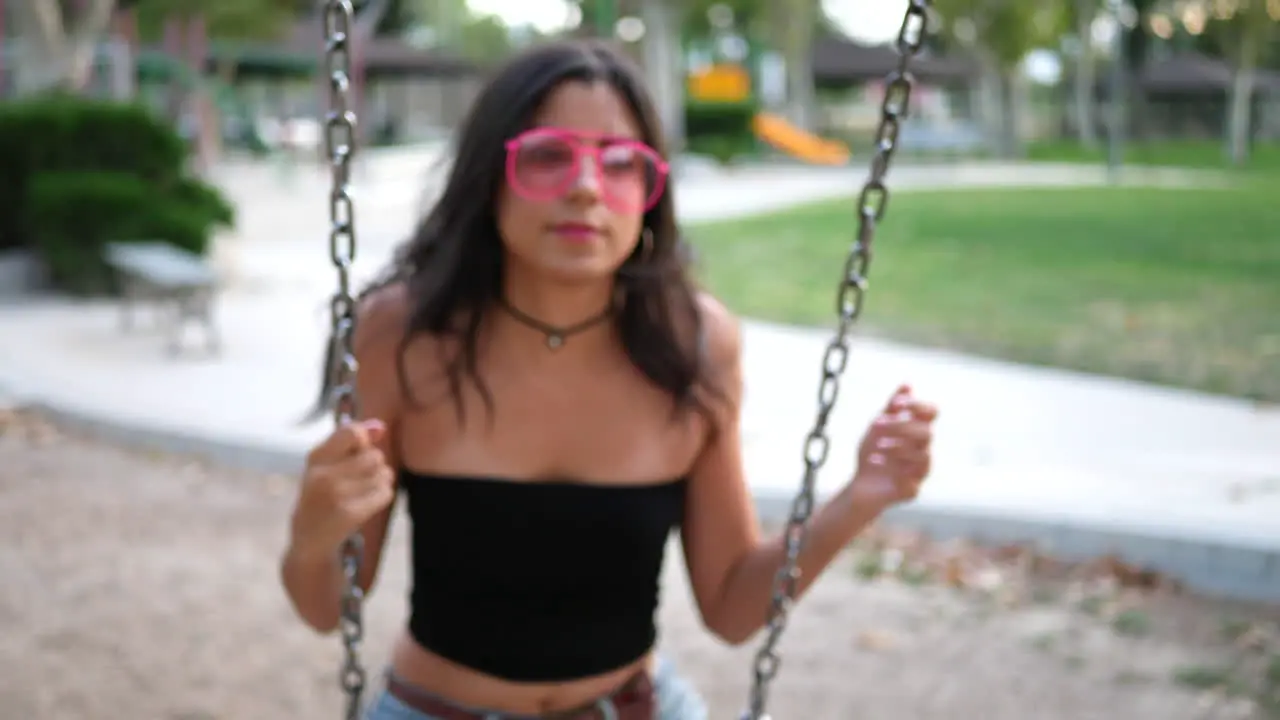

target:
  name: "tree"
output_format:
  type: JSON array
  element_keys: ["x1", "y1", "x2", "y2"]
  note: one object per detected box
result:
[
  {"x1": 641, "y1": 0, "x2": 686, "y2": 147},
  {"x1": 8, "y1": 0, "x2": 118, "y2": 94},
  {"x1": 1187, "y1": 0, "x2": 1280, "y2": 164},
  {"x1": 569, "y1": 0, "x2": 619, "y2": 35},
  {"x1": 398, "y1": 0, "x2": 522, "y2": 60},
  {"x1": 129, "y1": 0, "x2": 299, "y2": 43},
  {"x1": 453, "y1": 13, "x2": 523, "y2": 61},
  {"x1": 681, "y1": 0, "x2": 768, "y2": 37},
  {"x1": 675, "y1": 0, "x2": 821, "y2": 129},
  {"x1": 1066, "y1": 0, "x2": 1101, "y2": 148},
  {"x1": 370, "y1": 0, "x2": 421, "y2": 36},
  {"x1": 766, "y1": 0, "x2": 820, "y2": 129},
  {"x1": 7, "y1": 0, "x2": 306, "y2": 93},
  {"x1": 930, "y1": 0, "x2": 1068, "y2": 156}
]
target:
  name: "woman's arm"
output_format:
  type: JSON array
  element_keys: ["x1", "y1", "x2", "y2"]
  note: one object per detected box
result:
[
  {"x1": 680, "y1": 295, "x2": 909, "y2": 646},
  {"x1": 281, "y1": 284, "x2": 406, "y2": 634}
]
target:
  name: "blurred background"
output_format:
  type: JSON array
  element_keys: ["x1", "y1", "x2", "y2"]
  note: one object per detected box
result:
[
  {"x1": 1, "y1": 2, "x2": 1278, "y2": 719},
  {"x1": 3, "y1": 0, "x2": 1277, "y2": 170}
]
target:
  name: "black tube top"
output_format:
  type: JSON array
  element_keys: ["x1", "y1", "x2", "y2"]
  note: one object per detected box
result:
[{"x1": 399, "y1": 470, "x2": 687, "y2": 682}]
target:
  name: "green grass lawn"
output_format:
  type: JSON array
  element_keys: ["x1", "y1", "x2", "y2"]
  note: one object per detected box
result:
[
  {"x1": 1026, "y1": 139, "x2": 1280, "y2": 174},
  {"x1": 687, "y1": 181, "x2": 1280, "y2": 402}
]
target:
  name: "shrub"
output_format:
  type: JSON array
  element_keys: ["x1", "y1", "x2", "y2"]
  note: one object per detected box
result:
[
  {"x1": 686, "y1": 134, "x2": 755, "y2": 166},
  {"x1": 684, "y1": 100, "x2": 758, "y2": 166},
  {"x1": 685, "y1": 100, "x2": 757, "y2": 139},
  {"x1": 28, "y1": 171, "x2": 224, "y2": 295},
  {"x1": 0, "y1": 94, "x2": 235, "y2": 294},
  {"x1": 0, "y1": 94, "x2": 191, "y2": 251},
  {"x1": 169, "y1": 175, "x2": 236, "y2": 229}
]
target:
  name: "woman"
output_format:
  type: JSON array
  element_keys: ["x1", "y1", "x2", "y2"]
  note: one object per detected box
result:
[{"x1": 282, "y1": 40, "x2": 937, "y2": 720}]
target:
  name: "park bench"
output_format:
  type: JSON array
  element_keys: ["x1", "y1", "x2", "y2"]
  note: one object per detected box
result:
[{"x1": 104, "y1": 241, "x2": 221, "y2": 357}]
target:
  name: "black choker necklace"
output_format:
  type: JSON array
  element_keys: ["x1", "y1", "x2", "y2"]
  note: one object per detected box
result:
[{"x1": 498, "y1": 298, "x2": 615, "y2": 350}]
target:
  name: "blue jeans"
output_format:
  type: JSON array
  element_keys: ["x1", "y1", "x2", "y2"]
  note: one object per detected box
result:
[{"x1": 363, "y1": 657, "x2": 708, "y2": 720}]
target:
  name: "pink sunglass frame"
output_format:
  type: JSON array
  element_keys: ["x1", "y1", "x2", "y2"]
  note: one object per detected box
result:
[{"x1": 503, "y1": 127, "x2": 671, "y2": 213}]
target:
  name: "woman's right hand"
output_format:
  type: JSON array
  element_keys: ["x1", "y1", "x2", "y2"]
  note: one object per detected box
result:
[{"x1": 289, "y1": 419, "x2": 395, "y2": 562}]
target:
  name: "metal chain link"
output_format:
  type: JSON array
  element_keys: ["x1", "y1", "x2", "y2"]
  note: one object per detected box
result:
[
  {"x1": 741, "y1": 3, "x2": 931, "y2": 718},
  {"x1": 321, "y1": 2, "x2": 365, "y2": 719}
]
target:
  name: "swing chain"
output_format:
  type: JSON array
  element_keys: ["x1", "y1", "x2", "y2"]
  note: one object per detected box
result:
[
  {"x1": 321, "y1": 2, "x2": 365, "y2": 719},
  {"x1": 741, "y1": 3, "x2": 930, "y2": 719}
]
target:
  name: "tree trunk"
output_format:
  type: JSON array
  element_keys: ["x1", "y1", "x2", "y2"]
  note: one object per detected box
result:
[
  {"x1": 9, "y1": 0, "x2": 59, "y2": 93},
  {"x1": 781, "y1": 0, "x2": 817, "y2": 129},
  {"x1": 975, "y1": 56, "x2": 1003, "y2": 154},
  {"x1": 9, "y1": 0, "x2": 116, "y2": 95},
  {"x1": 1226, "y1": 62, "x2": 1256, "y2": 166},
  {"x1": 997, "y1": 69, "x2": 1021, "y2": 158},
  {"x1": 1072, "y1": 0, "x2": 1098, "y2": 148},
  {"x1": 66, "y1": 0, "x2": 117, "y2": 91},
  {"x1": 1224, "y1": 5, "x2": 1266, "y2": 167},
  {"x1": 640, "y1": 0, "x2": 685, "y2": 152}
]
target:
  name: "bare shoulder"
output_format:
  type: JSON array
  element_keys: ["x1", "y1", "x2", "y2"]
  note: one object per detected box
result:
[
  {"x1": 694, "y1": 292, "x2": 744, "y2": 418},
  {"x1": 695, "y1": 291, "x2": 743, "y2": 372},
  {"x1": 353, "y1": 282, "x2": 410, "y2": 360},
  {"x1": 348, "y1": 282, "x2": 414, "y2": 412},
  {"x1": 353, "y1": 281, "x2": 452, "y2": 409}
]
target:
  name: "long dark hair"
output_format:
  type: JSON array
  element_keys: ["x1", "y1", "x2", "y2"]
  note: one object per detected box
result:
[{"x1": 312, "y1": 39, "x2": 714, "y2": 424}]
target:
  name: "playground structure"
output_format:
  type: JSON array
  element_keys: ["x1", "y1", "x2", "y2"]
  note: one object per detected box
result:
[
  {"x1": 683, "y1": 33, "x2": 852, "y2": 166},
  {"x1": 751, "y1": 111, "x2": 851, "y2": 165}
]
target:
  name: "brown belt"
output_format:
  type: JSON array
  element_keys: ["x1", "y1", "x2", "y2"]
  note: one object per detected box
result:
[{"x1": 384, "y1": 671, "x2": 656, "y2": 720}]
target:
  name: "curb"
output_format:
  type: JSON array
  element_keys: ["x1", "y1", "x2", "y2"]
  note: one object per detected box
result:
[{"x1": 15, "y1": 395, "x2": 1280, "y2": 606}]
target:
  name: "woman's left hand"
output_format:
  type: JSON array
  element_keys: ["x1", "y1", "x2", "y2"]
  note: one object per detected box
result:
[{"x1": 848, "y1": 384, "x2": 938, "y2": 510}]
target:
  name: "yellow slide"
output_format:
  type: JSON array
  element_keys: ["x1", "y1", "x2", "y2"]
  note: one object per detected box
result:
[{"x1": 752, "y1": 113, "x2": 851, "y2": 166}]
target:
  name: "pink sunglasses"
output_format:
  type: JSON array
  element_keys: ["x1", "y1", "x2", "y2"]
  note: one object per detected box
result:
[{"x1": 503, "y1": 127, "x2": 670, "y2": 214}]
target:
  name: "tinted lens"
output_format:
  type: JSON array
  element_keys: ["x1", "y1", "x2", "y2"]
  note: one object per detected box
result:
[
  {"x1": 512, "y1": 135, "x2": 577, "y2": 195},
  {"x1": 509, "y1": 133, "x2": 664, "y2": 211},
  {"x1": 597, "y1": 142, "x2": 659, "y2": 211}
]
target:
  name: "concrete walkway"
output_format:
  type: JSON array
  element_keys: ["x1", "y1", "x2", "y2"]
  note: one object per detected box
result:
[{"x1": 3, "y1": 160, "x2": 1275, "y2": 603}]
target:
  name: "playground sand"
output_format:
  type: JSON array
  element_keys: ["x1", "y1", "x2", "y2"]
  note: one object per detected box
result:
[{"x1": 1, "y1": 408, "x2": 1276, "y2": 720}]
